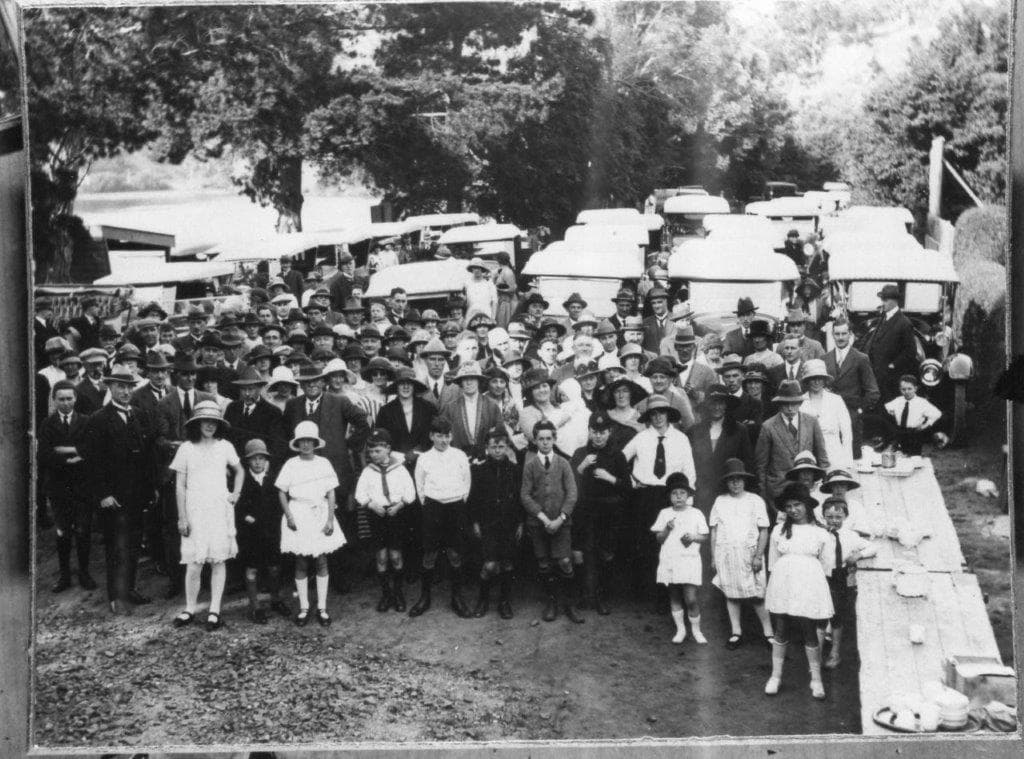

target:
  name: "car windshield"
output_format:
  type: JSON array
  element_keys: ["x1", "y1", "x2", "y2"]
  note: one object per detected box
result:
[
  {"x1": 534, "y1": 277, "x2": 628, "y2": 318},
  {"x1": 687, "y1": 281, "x2": 789, "y2": 319},
  {"x1": 846, "y1": 281, "x2": 942, "y2": 313}
]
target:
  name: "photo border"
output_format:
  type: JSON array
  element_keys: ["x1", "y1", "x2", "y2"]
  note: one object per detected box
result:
[{"x1": 3, "y1": 0, "x2": 1022, "y2": 755}]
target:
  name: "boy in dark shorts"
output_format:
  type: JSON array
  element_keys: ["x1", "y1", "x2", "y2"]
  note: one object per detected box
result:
[
  {"x1": 411, "y1": 417, "x2": 473, "y2": 617},
  {"x1": 521, "y1": 420, "x2": 580, "y2": 623},
  {"x1": 235, "y1": 439, "x2": 289, "y2": 623},
  {"x1": 354, "y1": 429, "x2": 417, "y2": 612},
  {"x1": 570, "y1": 411, "x2": 630, "y2": 615},
  {"x1": 468, "y1": 426, "x2": 523, "y2": 618}
]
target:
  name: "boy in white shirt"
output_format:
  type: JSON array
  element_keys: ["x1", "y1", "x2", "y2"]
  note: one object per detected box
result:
[
  {"x1": 410, "y1": 417, "x2": 472, "y2": 618},
  {"x1": 883, "y1": 374, "x2": 942, "y2": 456}
]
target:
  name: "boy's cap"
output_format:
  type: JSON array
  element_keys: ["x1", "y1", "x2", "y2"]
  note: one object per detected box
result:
[
  {"x1": 243, "y1": 439, "x2": 270, "y2": 459},
  {"x1": 366, "y1": 429, "x2": 392, "y2": 448}
]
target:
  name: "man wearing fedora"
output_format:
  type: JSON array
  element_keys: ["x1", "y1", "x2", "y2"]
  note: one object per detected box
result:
[
  {"x1": 80, "y1": 365, "x2": 158, "y2": 615},
  {"x1": 619, "y1": 315, "x2": 658, "y2": 363},
  {"x1": 130, "y1": 352, "x2": 172, "y2": 417},
  {"x1": 173, "y1": 306, "x2": 209, "y2": 356},
  {"x1": 75, "y1": 348, "x2": 111, "y2": 415},
  {"x1": 69, "y1": 297, "x2": 103, "y2": 350},
  {"x1": 864, "y1": 283, "x2": 918, "y2": 403},
  {"x1": 825, "y1": 319, "x2": 880, "y2": 459},
  {"x1": 662, "y1": 324, "x2": 718, "y2": 410},
  {"x1": 418, "y1": 338, "x2": 461, "y2": 408},
  {"x1": 722, "y1": 297, "x2": 759, "y2": 358},
  {"x1": 754, "y1": 379, "x2": 830, "y2": 505},
  {"x1": 439, "y1": 361, "x2": 502, "y2": 457},
  {"x1": 225, "y1": 366, "x2": 287, "y2": 465},
  {"x1": 641, "y1": 287, "x2": 673, "y2": 354},
  {"x1": 560, "y1": 292, "x2": 588, "y2": 332},
  {"x1": 608, "y1": 288, "x2": 637, "y2": 336},
  {"x1": 278, "y1": 255, "x2": 305, "y2": 301}
]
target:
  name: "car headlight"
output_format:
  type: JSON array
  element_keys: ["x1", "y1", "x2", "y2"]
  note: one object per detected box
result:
[
  {"x1": 919, "y1": 358, "x2": 943, "y2": 387},
  {"x1": 946, "y1": 353, "x2": 974, "y2": 381}
]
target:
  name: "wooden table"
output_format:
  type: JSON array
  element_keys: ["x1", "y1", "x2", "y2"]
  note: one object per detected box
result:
[
  {"x1": 857, "y1": 571, "x2": 1004, "y2": 735},
  {"x1": 853, "y1": 459, "x2": 966, "y2": 573}
]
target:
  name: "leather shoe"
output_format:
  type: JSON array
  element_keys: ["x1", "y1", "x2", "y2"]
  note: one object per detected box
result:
[
  {"x1": 594, "y1": 595, "x2": 610, "y2": 615},
  {"x1": 497, "y1": 600, "x2": 513, "y2": 619},
  {"x1": 51, "y1": 576, "x2": 73, "y2": 594},
  {"x1": 408, "y1": 592, "x2": 431, "y2": 617},
  {"x1": 564, "y1": 603, "x2": 585, "y2": 624},
  {"x1": 450, "y1": 592, "x2": 471, "y2": 618},
  {"x1": 376, "y1": 592, "x2": 392, "y2": 613},
  {"x1": 78, "y1": 572, "x2": 98, "y2": 591},
  {"x1": 109, "y1": 600, "x2": 132, "y2": 616},
  {"x1": 127, "y1": 590, "x2": 151, "y2": 605},
  {"x1": 392, "y1": 586, "x2": 406, "y2": 613},
  {"x1": 542, "y1": 597, "x2": 558, "y2": 622}
]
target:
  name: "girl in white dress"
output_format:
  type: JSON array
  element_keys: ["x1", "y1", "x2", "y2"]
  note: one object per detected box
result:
[
  {"x1": 170, "y1": 401, "x2": 243, "y2": 632},
  {"x1": 463, "y1": 258, "x2": 497, "y2": 319},
  {"x1": 709, "y1": 459, "x2": 774, "y2": 650},
  {"x1": 764, "y1": 482, "x2": 836, "y2": 699},
  {"x1": 276, "y1": 421, "x2": 346, "y2": 627},
  {"x1": 650, "y1": 473, "x2": 709, "y2": 645},
  {"x1": 799, "y1": 359, "x2": 853, "y2": 469}
]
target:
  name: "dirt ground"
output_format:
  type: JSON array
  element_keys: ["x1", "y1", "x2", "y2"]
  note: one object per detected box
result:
[{"x1": 32, "y1": 413, "x2": 1011, "y2": 749}]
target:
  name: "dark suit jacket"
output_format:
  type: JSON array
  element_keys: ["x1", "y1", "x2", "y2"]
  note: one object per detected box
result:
[
  {"x1": 439, "y1": 394, "x2": 502, "y2": 456},
  {"x1": 682, "y1": 362, "x2": 719, "y2": 408},
  {"x1": 376, "y1": 397, "x2": 436, "y2": 457},
  {"x1": 641, "y1": 315, "x2": 672, "y2": 353},
  {"x1": 34, "y1": 317, "x2": 59, "y2": 370},
  {"x1": 754, "y1": 412, "x2": 830, "y2": 501},
  {"x1": 688, "y1": 419, "x2": 754, "y2": 512},
  {"x1": 281, "y1": 268, "x2": 305, "y2": 301},
  {"x1": 80, "y1": 404, "x2": 156, "y2": 508},
  {"x1": 419, "y1": 378, "x2": 461, "y2": 409},
  {"x1": 825, "y1": 347, "x2": 880, "y2": 412},
  {"x1": 172, "y1": 333, "x2": 203, "y2": 357},
  {"x1": 68, "y1": 315, "x2": 101, "y2": 350},
  {"x1": 328, "y1": 272, "x2": 354, "y2": 312},
  {"x1": 38, "y1": 410, "x2": 90, "y2": 500},
  {"x1": 75, "y1": 376, "x2": 108, "y2": 416},
  {"x1": 769, "y1": 360, "x2": 804, "y2": 392},
  {"x1": 865, "y1": 310, "x2": 917, "y2": 401},
  {"x1": 283, "y1": 392, "x2": 369, "y2": 496},
  {"x1": 722, "y1": 327, "x2": 754, "y2": 358},
  {"x1": 130, "y1": 383, "x2": 168, "y2": 418},
  {"x1": 224, "y1": 398, "x2": 287, "y2": 464}
]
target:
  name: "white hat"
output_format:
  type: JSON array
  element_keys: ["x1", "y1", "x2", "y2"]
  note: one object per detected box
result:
[
  {"x1": 290, "y1": 420, "x2": 326, "y2": 451},
  {"x1": 322, "y1": 358, "x2": 357, "y2": 384},
  {"x1": 268, "y1": 365, "x2": 299, "y2": 389},
  {"x1": 331, "y1": 323, "x2": 356, "y2": 340}
]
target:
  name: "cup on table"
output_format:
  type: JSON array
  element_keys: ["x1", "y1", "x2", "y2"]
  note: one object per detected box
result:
[{"x1": 909, "y1": 624, "x2": 925, "y2": 644}]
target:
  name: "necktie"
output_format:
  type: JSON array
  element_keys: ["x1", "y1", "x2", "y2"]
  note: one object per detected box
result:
[
  {"x1": 62, "y1": 415, "x2": 70, "y2": 432},
  {"x1": 307, "y1": 400, "x2": 317, "y2": 417},
  {"x1": 380, "y1": 467, "x2": 391, "y2": 501},
  {"x1": 789, "y1": 363, "x2": 796, "y2": 380},
  {"x1": 544, "y1": 455, "x2": 550, "y2": 471},
  {"x1": 789, "y1": 419, "x2": 798, "y2": 439},
  {"x1": 653, "y1": 436, "x2": 666, "y2": 479},
  {"x1": 183, "y1": 391, "x2": 192, "y2": 418},
  {"x1": 245, "y1": 403, "x2": 254, "y2": 417},
  {"x1": 900, "y1": 400, "x2": 910, "y2": 428},
  {"x1": 833, "y1": 529, "x2": 843, "y2": 571},
  {"x1": 433, "y1": 382, "x2": 440, "y2": 399}
]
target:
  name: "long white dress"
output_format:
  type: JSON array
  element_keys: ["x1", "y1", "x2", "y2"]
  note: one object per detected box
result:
[
  {"x1": 169, "y1": 439, "x2": 240, "y2": 564},
  {"x1": 276, "y1": 455, "x2": 345, "y2": 557},
  {"x1": 651, "y1": 507, "x2": 708, "y2": 586},
  {"x1": 765, "y1": 523, "x2": 835, "y2": 619},
  {"x1": 801, "y1": 390, "x2": 853, "y2": 469},
  {"x1": 710, "y1": 492, "x2": 770, "y2": 599},
  {"x1": 464, "y1": 277, "x2": 498, "y2": 320}
]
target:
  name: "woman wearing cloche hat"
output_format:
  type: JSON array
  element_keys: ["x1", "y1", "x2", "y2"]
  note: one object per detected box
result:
[
  {"x1": 277, "y1": 420, "x2": 346, "y2": 627},
  {"x1": 799, "y1": 358, "x2": 853, "y2": 470},
  {"x1": 169, "y1": 400, "x2": 244, "y2": 632}
]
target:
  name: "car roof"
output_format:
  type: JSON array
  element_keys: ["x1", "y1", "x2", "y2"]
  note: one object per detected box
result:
[
  {"x1": 575, "y1": 208, "x2": 664, "y2": 231},
  {"x1": 668, "y1": 241, "x2": 799, "y2": 281},
  {"x1": 94, "y1": 260, "x2": 235, "y2": 286},
  {"x1": 437, "y1": 223, "x2": 524, "y2": 246},
  {"x1": 563, "y1": 223, "x2": 648, "y2": 250},
  {"x1": 402, "y1": 212, "x2": 481, "y2": 226},
  {"x1": 363, "y1": 258, "x2": 469, "y2": 299},
  {"x1": 521, "y1": 246, "x2": 643, "y2": 279},
  {"x1": 828, "y1": 246, "x2": 959, "y2": 283},
  {"x1": 744, "y1": 197, "x2": 820, "y2": 218},
  {"x1": 663, "y1": 195, "x2": 731, "y2": 215}
]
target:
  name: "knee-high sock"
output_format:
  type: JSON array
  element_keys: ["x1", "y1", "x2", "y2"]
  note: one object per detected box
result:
[
  {"x1": 316, "y1": 573, "x2": 329, "y2": 610},
  {"x1": 209, "y1": 562, "x2": 226, "y2": 614},
  {"x1": 184, "y1": 563, "x2": 202, "y2": 614},
  {"x1": 295, "y1": 575, "x2": 310, "y2": 610}
]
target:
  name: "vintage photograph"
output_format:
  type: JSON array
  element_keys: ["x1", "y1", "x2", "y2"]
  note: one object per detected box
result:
[{"x1": 21, "y1": 0, "x2": 1016, "y2": 749}]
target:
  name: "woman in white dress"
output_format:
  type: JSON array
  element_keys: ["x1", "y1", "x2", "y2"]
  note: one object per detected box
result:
[
  {"x1": 764, "y1": 482, "x2": 836, "y2": 700},
  {"x1": 170, "y1": 401, "x2": 244, "y2": 632},
  {"x1": 463, "y1": 258, "x2": 497, "y2": 320},
  {"x1": 799, "y1": 359, "x2": 852, "y2": 470}
]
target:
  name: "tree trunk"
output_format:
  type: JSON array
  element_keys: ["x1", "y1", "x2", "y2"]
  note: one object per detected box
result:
[{"x1": 274, "y1": 156, "x2": 304, "y2": 234}]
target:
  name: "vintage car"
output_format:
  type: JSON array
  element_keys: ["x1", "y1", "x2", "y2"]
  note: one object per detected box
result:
[
  {"x1": 701, "y1": 213, "x2": 778, "y2": 245},
  {"x1": 93, "y1": 255, "x2": 241, "y2": 316},
  {"x1": 744, "y1": 197, "x2": 821, "y2": 238},
  {"x1": 402, "y1": 212, "x2": 481, "y2": 249},
  {"x1": 575, "y1": 207, "x2": 665, "y2": 251},
  {"x1": 662, "y1": 194, "x2": 731, "y2": 244},
  {"x1": 668, "y1": 240, "x2": 802, "y2": 332},
  {"x1": 826, "y1": 240, "x2": 971, "y2": 442},
  {"x1": 820, "y1": 205, "x2": 915, "y2": 239},
  {"x1": 362, "y1": 257, "x2": 473, "y2": 311},
  {"x1": 436, "y1": 223, "x2": 527, "y2": 269},
  {"x1": 521, "y1": 243, "x2": 642, "y2": 318},
  {"x1": 562, "y1": 223, "x2": 648, "y2": 265},
  {"x1": 750, "y1": 181, "x2": 800, "y2": 202},
  {"x1": 646, "y1": 186, "x2": 709, "y2": 214}
]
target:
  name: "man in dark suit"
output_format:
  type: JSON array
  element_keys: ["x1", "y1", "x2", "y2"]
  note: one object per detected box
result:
[
  {"x1": 34, "y1": 298, "x2": 60, "y2": 370},
  {"x1": 864, "y1": 284, "x2": 919, "y2": 403},
  {"x1": 130, "y1": 351, "x2": 172, "y2": 417},
  {"x1": 754, "y1": 379, "x2": 830, "y2": 505},
  {"x1": 154, "y1": 355, "x2": 215, "y2": 597},
  {"x1": 279, "y1": 255, "x2": 306, "y2": 301},
  {"x1": 79, "y1": 366, "x2": 158, "y2": 615},
  {"x1": 768, "y1": 335, "x2": 805, "y2": 398},
  {"x1": 780, "y1": 308, "x2": 826, "y2": 362},
  {"x1": 419, "y1": 338, "x2": 461, "y2": 408},
  {"x1": 75, "y1": 348, "x2": 110, "y2": 414},
  {"x1": 68, "y1": 297, "x2": 103, "y2": 351},
  {"x1": 607, "y1": 287, "x2": 636, "y2": 337},
  {"x1": 172, "y1": 306, "x2": 209, "y2": 357},
  {"x1": 39, "y1": 380, "x2": 96, "y2": 592},
  {"x1": 283, "y1": 364, "x2": 370, "y2": 502},
  {"x1": 328, "y1": 252, "x2": 357, "y2": 312},
  {"x1": 641, "y1": 287, "x2": 672, "y2": 354},
  {"x1": 722, "y1": 297, "x2": 759, "y2": 358},
  {"x1": 825, "y1": 319, "x2": 880, "y2": 459},
  {"x1": 224, "y1": 366, "x2": 287, "y2": 464},
  {"x1": 439, "y1": 362, "x2": 502, "y2": 458}
]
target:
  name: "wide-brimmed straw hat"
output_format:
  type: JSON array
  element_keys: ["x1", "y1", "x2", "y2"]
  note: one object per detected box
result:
[
  {"x1": 232, "y1": 365, "x2": 268, "y2": 386},
  {"x1": 775, "y1": 481, "x2": 818, "y2": 511},
  {"x1": 638, "y1": 394, "x2": 681, "y2": 424},
  {"x1": 185, "y1": 399, "x2": 230, "y2": 432},
  {"x1": 322, "y1": 358, "x2": 358, "y2": 384},
  {"x1": 799, "y1": 358, "x2": 832, "y2": 385},
  {"x1": 720, "y1": 457, "x2": 757, "y2": 484},
  {"x1": 290, "y1": 420, "x2": 326, "y2": 451},
  {"x1": 785, "y1": 450, "x2": 826, "y2": 481},
  {"x1": 602, "y1": 376, "x2": 648, "y2": 408},
  {"x1": 267, "y1": 365, "x2": 299, "y2": 390},
  {"x1": 820, "y1": 469, "x2": 860, "y2": 493},
  {"x1": 361, "y1": 356, "x2": 396, "y2": 382},
  {"x1": 522, "y1": 367, "x2": 557, "y2": 393},
  {"x1": 452, "y1": 360, "x2": 487, "y2": 384},
  {"x1": 387, "y1": 365, "x2": 428, "y2": 395}
]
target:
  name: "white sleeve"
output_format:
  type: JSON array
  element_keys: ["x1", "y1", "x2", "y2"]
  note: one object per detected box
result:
[
  {"x1": 354, "y1": 469, "x2": 373, "y2": 506},
  {"x1": 395, "y1": 466, "x2": 417, "y2": 504},
  {"x1": 650, "y1": 509, "x2": 668, "y2": 532}
]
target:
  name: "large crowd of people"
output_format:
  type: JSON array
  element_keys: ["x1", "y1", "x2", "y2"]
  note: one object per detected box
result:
[{"x1": 34, "y1": 258, "x2": 945, "y2": 700}]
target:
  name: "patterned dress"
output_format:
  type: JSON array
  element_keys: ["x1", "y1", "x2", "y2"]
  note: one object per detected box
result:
[{"x1": 710, "y1": 491, "x2": 770, "y2": 599}]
